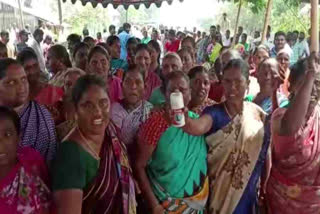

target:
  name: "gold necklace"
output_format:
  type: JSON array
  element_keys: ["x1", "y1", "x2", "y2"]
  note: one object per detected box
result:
[{"x1": 77, "y1": 126, "x2": 101, "y2": 160}]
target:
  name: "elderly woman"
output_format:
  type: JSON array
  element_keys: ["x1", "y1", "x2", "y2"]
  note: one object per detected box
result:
[
  {"x1": 111, "y1": 65, "x2": 153, "y2": 162},
  {"x1": 88, "y1": 45, "x2": 122, "y2": 103},
  {"x1": 149, "y1": 52, "x2": 183, "y2": 106},
  {"x1": 51, "y1": 74, "x2": 136, "y2": 214},
  {"x1": 178, "y1": 47, "x2": 195, "y2": 74},
  {"x1": 251, "y1": 45, "x2": 270, "y2": 77},
  {"x1": 0, "y1": 58, "x2": 57, "y2": 164},
  {"x1": 107, "y1": 35, "x2": 128, "y2": 79},
  {"x1": 188, "y1": 66, "x2": 215, "y2": 114},
  {"x1": 0, "y1": 106, "x2": 51, "y2": 214},
  {"x1": 135, "y1": 44, "x2": 161, "y2": 100},
  {"x1": 266, "y1": 55, "x2": 320, "y2": 214},
  {"x1": 135, "y1": 71, "x2": 208, "y2": 214},
  {"x1": 47, "y1": 45, "x2": 72, "y2": 87},
  {"x1": 276, "y1": 49, "x2": 291, "y2": 97},
  {"x1": 72, "y1": 42, "x2": 89, "y2": 72},
  {"x1": 183, "y1": 59, "x2": 270, "y2": 213}
]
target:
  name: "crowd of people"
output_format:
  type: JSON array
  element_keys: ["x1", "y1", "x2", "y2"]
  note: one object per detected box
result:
[{"x1": 0, "y1": 12, "x2": 319, "y2": 214}]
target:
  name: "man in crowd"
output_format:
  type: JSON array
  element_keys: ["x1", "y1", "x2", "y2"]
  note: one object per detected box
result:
[
  {"x1": 270, "y1": 31, "x2": 292, "y2": 58},
  {"x1": 28, "y1": 28, "x2": 46, "y2": 73},
  {"x1": 223, "y1": 29, "x2": 231, "y2": 47},
  {"x1": 66, "y1": 33, "x2": 81, "y2": 57},
  {"x1": 220, "y1": 13, "x2": 230, "y2": 33},
  {"x1": 119, "y1": 23, "x2": 132, "y2": 60},
  {"x1": 16, "y1": 29, "x2": 29, "y2": 55},
  {"x1": 0, "y1": 30, "x2": 15, "y2": 58},
  {"x1": 290, "y1": 30, "x2": 310, "y2": 65},
  {"x1": 141, "y1": 29, "x2": 151, "y2": 44}
]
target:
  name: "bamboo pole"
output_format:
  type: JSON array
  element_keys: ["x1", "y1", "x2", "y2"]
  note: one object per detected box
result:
[
  {"x1": 261, "y1": 0, "x2": 273, "y2": 44},
  {"x1": 310, "y1": 0, "x2": 319, "y2": 53},
  {"x1": 232, "y1": 0, "x2": 242, "y2": 48},
  {"x1": 58, "y1": 0, "x2": 63, "y2": 26},
  {"x1": 17, "y1": 0, "x2": 24, "y2": 29}
]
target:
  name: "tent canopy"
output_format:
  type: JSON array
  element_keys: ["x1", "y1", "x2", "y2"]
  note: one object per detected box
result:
[{"x1": 62, "y1": 0, "x2": 183, "y2": 9}]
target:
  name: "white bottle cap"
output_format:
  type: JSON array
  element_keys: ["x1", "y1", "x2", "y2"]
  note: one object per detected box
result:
[{"x1": 170, "y1": 92, "x2": 184, "y2": 109}]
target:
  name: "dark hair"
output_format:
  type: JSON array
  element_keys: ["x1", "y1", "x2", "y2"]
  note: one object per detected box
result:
[
  {"x1": 17, "y1": 47, "x2": 38, "y2": 64},
  {"x1": 223, "y1": 58, "x2": 249, "y2": 81},
  {"x1": 178, "y1": 47, "x2": 194, "y2": 61},
  {"x1": 275, "y1": 31, "x2": 286, "y2": 39},
  {"x1": 188, "y1": 66, "x2": 208, "y2": 80},
  {"x1": 164, "y1": 70, "x2": 190, "y2": 92},
  {"x1": 0, "y1": 30, "x2": 9, "y2": 37},
  {"x1": 169, "y1": 29, "x2": 176, "y2": 36},
  {"x1": 123, "y1": 23, "x2": 131, "y2": 29},
  {"x1": 96, "y1": 42, "x2": 109, "y2": 52},
  {"x1": 67, "y1": 34, "x2": 81, "y2": 43},
  {"x1": 210, "y1": 25, "x2": 216, "y2": 29},
  {"x1": 289, "y1": 58, "x2": 308, "y2": 86},
  {"x1": 123, "y1": 64, "x2": 145, "y2": 82},
  {"x1": 88, "y1": 45, "x2": 110, "y2": 63},
  {"x1": 126, "y1": 37, "x2": 138, "y2": 48},
  {"x1": 147, "y1": 40, "x2": 161, "y2": 64},
  {"x1": 83, "y1": 28, "x2": 89, "y2": 37},
  {"x1": 293, "y1": 30, "x2": 299, "y2": 35},
  {"x1": 181, "y1": 36, "x2": 196, "y2": 49},
  {"x1": 72, "y1": 74, "x2": 107, "y2": 105},
  {"x1": 33, "y1": 28, "x2": 43, "y2": 37},
  {"x1": 135, "y1": 44, "x2": 149, "y2": 55},
  {"x1": 0, "y1": 106, "x2": 20, "y2": 135},
  {"x1": 83, "y1": 36, "x2": 95, "y2": 44},
  {"x1": 109, "y1": 25, "x2": 116, "y2": 31},
  {"x1": 0, "y1": 58, "x2": 20, "y2": 80},
  {"x1": 242, "y1": 33, "x2": 247, "y2": 40},
  {"x1": 107, "y1": 35, "x2": 120, "y2": 46},
  {"x1": 72, "y1": 42, "x2": 89, "y2": 59},
  {"x1": 48, "y1": 45, "x2": 72, "y2": 68},
  {"x1": 0, "y1": 42, "x2": 7, "y2": 54}
]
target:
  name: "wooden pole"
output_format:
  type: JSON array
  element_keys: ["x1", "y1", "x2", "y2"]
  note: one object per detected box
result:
[
  {"x1": 57, "y1": 0, "x2": 63, "y2": 26},
  {"x1": 232, "y1": 0, "x2": 242, "y2": 48},
  {"x1": 311, "y1": 0, "x2": 319, "y2": 53},
  {"x1": 261, "y1": 0, "x2": 273, "y2": 44},
  {"x1": 17, "y1": 0, "x2": 24, "y2": 29}
]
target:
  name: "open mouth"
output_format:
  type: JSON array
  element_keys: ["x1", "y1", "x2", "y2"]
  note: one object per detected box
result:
[{"x1": 93, "y1": 119, "x2": 103, "y2": 125}]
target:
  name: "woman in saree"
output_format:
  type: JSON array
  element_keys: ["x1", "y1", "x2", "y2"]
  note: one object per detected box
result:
[
  {"x1": 149, "y1": 52, "x2": 183, "y2": 106},
  {"x1": 88, "y1": 45, "x2": 122, "y2": 103},
  {"x1": 276, "y1": 49, "x2": 291, "y2": 98},
  {"x1": 0, "y1": 106, "x2": 51, "y2": 214},
  {"x1": 51, "y1": 74, "x2": 136, "y2": 214},
  {"x1": 135, "y1": 71, "x2": 208, "y2": 214},
  {"x1": 188, "y1": 66, "x2": 215, "y2": 114},
  {"x1": 183, "y1": 59, "x2": 270, "y2": 214},
  {"x1": 250, "y1": 46, "x2": 270, "y2": 77},
  {"x1": 178, "y1": 47, "x2": 195, "y2": 74},
  {"x1": 111, "y1": 64, "x2": 153, "y2": 162},
  {"x1": 72, "y1": 42, "x2": 89, "y2": 72},
  {"x1": 266, "y1": 55, "x2": 320, "y2": 214},
  {"x1": 47, "y1": 45, "x2": 72, "y2": 87},
  {"x1": 147, "y1": 40, "x2": 162, "y2": 77},
  {"x1": 135, "y1": 44, "x2": 161, "y2": 100}
]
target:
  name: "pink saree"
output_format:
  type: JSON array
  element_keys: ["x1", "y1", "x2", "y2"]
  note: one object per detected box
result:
[
  {"x1": 0, "y1": 147, "x2": 51, "y2": 214},
  {"x1": 266, "y1": 103, "x2": 320, "y2": 214}
]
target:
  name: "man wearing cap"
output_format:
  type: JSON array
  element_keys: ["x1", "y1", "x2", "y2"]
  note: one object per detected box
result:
[
  {"x1": 0, "y1": 30, "x2": 15, "y2": 58},
  {"x1": 16, "y1": 29, "x2": 29, "y2": 54}
]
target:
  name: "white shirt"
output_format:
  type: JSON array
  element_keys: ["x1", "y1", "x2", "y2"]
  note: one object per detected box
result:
[{"x1": 28, "y1": 37, "x2": 47, "y2": 73}]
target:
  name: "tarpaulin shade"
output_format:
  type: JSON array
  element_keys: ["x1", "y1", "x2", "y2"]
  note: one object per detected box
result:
[{"x1": 62, "y1": 0, "x2": 183, "y2": 9}]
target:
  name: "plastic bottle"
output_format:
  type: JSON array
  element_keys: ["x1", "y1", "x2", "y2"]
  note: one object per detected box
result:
[{"x1": 170, "y1": 91, "x2": 185, "y2": 127}]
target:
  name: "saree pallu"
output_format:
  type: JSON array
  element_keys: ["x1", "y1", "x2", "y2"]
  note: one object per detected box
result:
[
  {"x1": 142, "y1": 110, "x2": 208, "y2": 214},
  {"x1": 206, "y1": 102, "x2": 266, "y2": 214},
  {"x1": 19, "y1": 101, "x2": 57, "y2": 164},
  {"x1": 82, "y1": 123, "x2": 136, "y2": 214},
  {"x1": 0, "y1": 147, "x2": 51, "y2": 214},
  {"x1": 266, "y1": 103, "x2": 320, "y2": 214}
]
